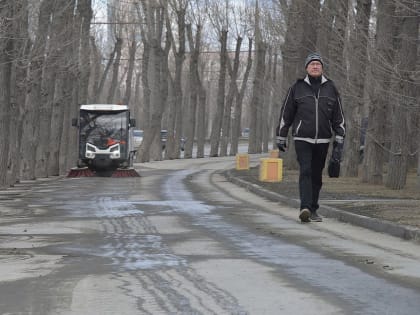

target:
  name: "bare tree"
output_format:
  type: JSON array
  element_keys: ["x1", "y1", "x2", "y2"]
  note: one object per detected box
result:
[
  {"x1": 262, "y1": 46, "x2": 274, "y2": 153},
  {"x1": 8, "y1": 0, "x2": 30, "y2": 185},
  {"x1": 0, "y1": 1, "x2": 15, "y2": 187},
  {"x1": 106, "y1": 36, "x2": 123, "y2": 103},
  {"x1": 206, "y1": 0, "x2": 230, "y2": 157},
  {"x1": 208, "y1": 28, "x2": 228, "y2": 157},
  {"x1": 134, "y1": 1, "x2": 152, "y2": 160},
  {"x1": 123, "y1": 31, "x2": 137, "y2": 105},
  {"x1": 316, "y1": 0, "x2": 334, "y2": 67},
  {"x1": 185, "y1": 23, "x2": 203, "y2": 158},
  {"x1": 89, "y1": 36, "x2": 101, "y2": 103},
  {"x1": 78, "y1": 0, "x2": 92, "y2": 105},
  {"x1": 132, "y1": 70, "x2": 142, "y2": 123},
  {"x1": 60, "y1": 0, "x2": 80, "y2": 174},
  {"x1": 342, "y1": 0, "x2": 372, "y2": 177},
  {"x1": 248, "y1": 1, "x2": 266, "y2": 154},
  {"x1": 136, "y1": 1, "x2": 171, "y2": 162},
  {"x1": 196, "y1": 61, "x2": 208, "y2": 158},
  {"x1": 230, "y1": 38, "x2": 253, "y2": 156},
  {"x1": 48, "y1": 0, "x2": 78, "y2": 176},
  {"x1": 220, "y1": 36, "x2": 242, "y2": 156},
  {"x1": 362, "y1": 0, "x2": 396, "y2": 184},
  {"x1": 248, "y1": 42, "x2": 266, "y2": 154},
  {"x1": 36, "y1": 0, "x2": 61, "y2": 177},
  {"x1": 327, "y1": 0, "x2": 348, "y2": 91},
  {"x1": 279, "y1": 0, "x2": 303, "y2": 168},
  {"x1": 20, "y1": 0, "x2": 55, "y2": 179},
  {"x1": 95, "y1": 38, "x2": 119, "y2": 101},
  {"x1": 166, "y1": 0, "x2": 188, "y2": 160},
  {"x1": 385, "y1": 0, "x2": 419, "y2": 189}
]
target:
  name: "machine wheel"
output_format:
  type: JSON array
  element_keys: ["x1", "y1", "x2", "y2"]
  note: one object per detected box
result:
[{"x1": 77, "y1": 159, "x2": 87, "y2": 168}]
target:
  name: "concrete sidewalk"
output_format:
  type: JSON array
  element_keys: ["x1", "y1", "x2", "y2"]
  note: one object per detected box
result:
[{"x1": 224, "y1": 168, "x2": 420, "y2": 243}]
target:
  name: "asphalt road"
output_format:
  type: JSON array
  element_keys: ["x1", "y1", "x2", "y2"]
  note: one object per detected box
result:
[{"x1": 0, "y1": 156, "x2": 420, "y2": 314}]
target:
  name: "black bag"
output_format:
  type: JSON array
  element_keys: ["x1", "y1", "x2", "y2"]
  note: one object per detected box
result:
[{"x1": 328, "y1": 159, "x2": 340, "y2": 178}]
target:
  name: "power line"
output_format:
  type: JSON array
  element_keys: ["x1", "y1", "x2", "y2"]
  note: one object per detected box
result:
[{"x1": 91, "y1": 21, "x2": 146, "y2": 24}]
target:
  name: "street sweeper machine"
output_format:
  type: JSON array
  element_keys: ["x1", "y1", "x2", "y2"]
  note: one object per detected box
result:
[{"x1": 68, "y1": 104, "x2": 139, "y2": 177}]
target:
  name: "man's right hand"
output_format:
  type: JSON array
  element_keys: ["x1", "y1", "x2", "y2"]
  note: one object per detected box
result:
[{"x1": 276, "y1": 138, "x2": 287, "y2": 152}]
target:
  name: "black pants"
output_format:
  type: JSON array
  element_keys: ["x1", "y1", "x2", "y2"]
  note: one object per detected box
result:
[{"x1": 294, "y1": 140, "x2": 329, "y2": 212}]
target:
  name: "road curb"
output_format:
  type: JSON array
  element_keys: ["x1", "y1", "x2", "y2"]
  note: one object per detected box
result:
[{"x1": 224, "y1": 169, "x2": 420, "y2": 243}]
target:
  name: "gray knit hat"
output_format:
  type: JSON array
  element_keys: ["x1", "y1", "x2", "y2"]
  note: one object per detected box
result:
[{"x1": 305, "y1": 52, "x2": 324, "y2": 68}]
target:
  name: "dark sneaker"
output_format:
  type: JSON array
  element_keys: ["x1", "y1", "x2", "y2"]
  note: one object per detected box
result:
[
  {"x1": 310, "y1": 212, "x2": 323, "y2": 222},
  {"x1": 299, "y1": 208, "x2": 311, "y2": 223}
]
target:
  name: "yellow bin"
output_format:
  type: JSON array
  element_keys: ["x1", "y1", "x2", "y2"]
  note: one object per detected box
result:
[
  {"x1": 259, "y1": 158, "x2": 283, "y2": 182},
  {"x1": 235, "y1": 153, "x2": 250, "y2": 170}
]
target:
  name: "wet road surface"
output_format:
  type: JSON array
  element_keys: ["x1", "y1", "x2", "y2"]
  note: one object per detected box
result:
[{"x1": 0, "y1": 156, "x2": 420, "y2": 314}]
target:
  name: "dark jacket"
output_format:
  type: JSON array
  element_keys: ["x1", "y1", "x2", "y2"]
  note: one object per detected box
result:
[{"x1": 276, "y1": 75, "x2": 345, "y2": 144}]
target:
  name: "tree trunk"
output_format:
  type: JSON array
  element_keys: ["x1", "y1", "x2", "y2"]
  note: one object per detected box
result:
[
  {"x1": 385, "y1": 0, "x2": 419, "y2": 189},
  {"x1": 95, "y1": 39, "x2": 118, "y2": 101},
  {"x1": 20, "y1": 0, "x2": 54, "y2": 180},
  {"x1": 280, "y1": 0, "x2": 304, "y2": 169},
  {"x1": 362, "y1": 0, "x2": 396, "y2": 184},
  {"x1": 249, "y1": 40, "x2": 266, "y2": 154},
  {"x1": 262, "y1": 47, "x2": 274, "y2": 153},
  {"x1": 106, "y1": 37, "x2": 123, "y2": 104},
  {"x1": 89, "y1": 37, "x2": 101, "y2": 103},
  {"x1": 141, "y1": 42, "x2": 151, "y2": 131},
  {"x1": 249, "y1": 2, "x2": 264, "y2": 154},
  {"x1": 7, "y1": 0, "x2": 30, "y2": 186},
  {"x1": 166, "y1": 7, "x2": 186, "y2": 160},
  {"x1": 209, "y1": 29, "x2": 228, "y2": 157},
  {"x1": 57, "y1": 0, "x2": 79, "y2": 174},
  {"x1": 78, "y1": 0, "x2": 92, "y2": 105},
  {"x1": 269, "y1": 53, "x2": 280, "y2": 150},
  {"x1": 37, "y1": 16, "x2": 60, "y2": 178},
  {"x1": 136, "y1": 4, "x2": 169, "y2": 162},
  {"x1": 196, "y1": 73, "x2": 207, "y2": 158},
  {"x1": 230, "y1": 38, "x2": 253, "y2": 156},
  {"x1": 0, "y1": 1, "x2": 14, "y2": 187},
  {"x1": 220, "y1": 36, "x2": 242, "y2": 157},
  {"x1": 123, "y1": 32, "x2": 137, "y2": 105},
  {"x1": 66, "y1": 2, "x2": 82, "y2": 173},
  {"x1": 133, "y1": 70, "x2": 141, "y2": 125},
  {"x1": 48, "y1": 0, "x2": 76, "y2": 176},
  {"x1": 316, "y1": 0, "x2": 334, "y2": 70},
  {"x1": 327, "y1": 0, "x2": 348, "y2": 91},
  {"x1": 342, "y1": 0, "x2": 372, "y2": 177},
  {"x1": 299, "y1": 0, "x2": 320, "y2": 62},
  {"x1": 185, "y1": 23, "x2": 201, "y2": 159}
]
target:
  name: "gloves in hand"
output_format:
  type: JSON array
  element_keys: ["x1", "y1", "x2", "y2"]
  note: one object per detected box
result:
[
  {"x1": 328, "y1": 159, "x2": 340, "y2": 178},
  {"x1": 331, "y1": 140, "x2": 344, "y2": 162},
  {"x1": 276, "y1": 138, "x2": 287, "y2": 152}
]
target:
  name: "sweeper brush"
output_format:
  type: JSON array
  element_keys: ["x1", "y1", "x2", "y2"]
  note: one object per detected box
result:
[
  {"x1": 111, "y1": 168, "x2": 140, "y2": 177},
  {"x1": 67, "y1": 167, "x2": 96, "y2": 177},
  {"x1": 67, "y1": 167, "x2": 140, "y2": 178}
]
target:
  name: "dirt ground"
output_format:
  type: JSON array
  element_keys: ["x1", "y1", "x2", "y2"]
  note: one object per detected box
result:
[{"x1": 231, "y1": 166, "x2": 420, "y2": 229}]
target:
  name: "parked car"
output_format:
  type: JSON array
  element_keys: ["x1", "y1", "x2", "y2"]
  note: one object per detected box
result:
[
  {"x1": 180, "y1": 137, "x2": 186, "y2": 151},
  {"x1": 161, "y1": 130, "x2": 168, "y2": 149},
  {"x1": 161, "y1": 130, "x2": 185, "y2": 151},
  {"x1": 132, "y1": 129, "x2": 143, "y2": 148}
]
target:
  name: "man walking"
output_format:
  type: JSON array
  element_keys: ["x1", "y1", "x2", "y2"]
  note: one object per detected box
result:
[{"x1": 276, "y1": 52, "x2": 346, "y2": 222}]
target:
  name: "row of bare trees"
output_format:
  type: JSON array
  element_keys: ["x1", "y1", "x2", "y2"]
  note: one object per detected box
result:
[
  {"x1": 0, "y1": 0, "x2": 419, "y2": 190},
  {"x1": 0, "y1": 0, "x2": 92, "y2": 188}
]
